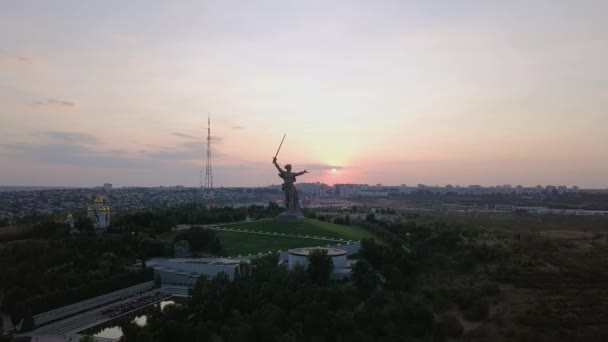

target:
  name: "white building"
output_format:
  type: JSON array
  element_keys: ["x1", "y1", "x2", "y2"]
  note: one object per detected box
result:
[
  {"x1": 88, "y1": 196, "x2": 110, "y2": 232},
  {"x1": 336, "y1": 184, "x2": 361, "y2": 198},
  {"x1": 359, "y1": 189, "x2": 389, "y2": 197},
  {"x1": 297, "y1": 183, "x2": 329, "y2": 199}
]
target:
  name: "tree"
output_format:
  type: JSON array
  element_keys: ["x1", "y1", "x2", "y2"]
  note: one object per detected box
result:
[
  {"x1": 351, "y1": 260, "x2": 377, "y2": 299},
  {"x1": 175, "y1": 227, "x2": 222, "y2": 254},
  {"x1": 464, "y1": 298, "x2": 490, "y2": 322},
  {"x1": 189, "y1": 272, "x2": 232, "y2": 320},
  {"x1": 0, "y1": 334, "x2": 14, "y2": 342},
  {"x1": 250, "y1": 254, "x2": 286, "y2": 288},
  {"x1": 32, "y1": 221, "x2": 62, "y2": 237},
  {"x1": 137, "y1": 236, "x2": 165, "y2": 260},
  {"x1": 98, "y1": 252, "x2": 120, "y2": 275},
  {"x1": 439, "y1": 314, "x2": 464, "y2": 338},
  {"x1": 136, "y1": 330, "x2": 153, "y2": 342},
  {"x1": 75, "y1": 217, "x2": 95, "y2": 233},
  {"x1": 10, "y1": 302, "x2": 27, "y2": 327},
  {"x1": 19, "y1": 309, "x2": 35, "y2": 332},
  {"x1": 307, "y1": 249, "x2": 334, "y2": 286},
  {"x1": 365, "y1": 213, "x2": 376, "y2": 222},
  {"x1": 360, "y1": 238, "x2": 386, "y2": 269}
]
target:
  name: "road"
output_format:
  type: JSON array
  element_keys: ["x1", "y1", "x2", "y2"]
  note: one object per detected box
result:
[{"x1": 21, "y1": 286, "x2": 189, "y2": 338}]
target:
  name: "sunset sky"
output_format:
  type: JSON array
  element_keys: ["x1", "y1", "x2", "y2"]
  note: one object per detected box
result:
[{"x1": 1, "y1": 1, "x2": 607, "y2": 188}]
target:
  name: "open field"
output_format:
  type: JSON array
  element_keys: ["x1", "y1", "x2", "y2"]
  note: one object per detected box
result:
[
  {"x1": 160, "y1": 219, "x2": 375, "y2": 256},
  {"x1": 357, "y1": 193, "x2": 608, "y2": 211},
  {"x1": 214, "y1": 230, "x2": 341, "y2": 256},
  {"x1": 406, "y1": 211, "x2": 608, "y2": 235},
  {"x1": 220, "y1": 218, "x2": 377, "y2": 241},
  {"x1": 160, "y1": 229, "x2": 348, "y2": 256},
  {"x1": 436, "y1": 212, "x2": 608, "y2": 341}
]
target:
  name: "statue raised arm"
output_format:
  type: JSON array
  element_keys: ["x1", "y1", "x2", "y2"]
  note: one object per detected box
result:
[{"x1": 272, "y1": 157, "x2": 285, "y2": 174}]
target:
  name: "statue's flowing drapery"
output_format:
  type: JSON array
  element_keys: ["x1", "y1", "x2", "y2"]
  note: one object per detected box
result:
[{"x1": 280, "y1": 171, "x2": 300, "y2": 211}]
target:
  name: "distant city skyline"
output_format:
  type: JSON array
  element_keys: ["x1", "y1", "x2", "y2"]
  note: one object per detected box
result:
[
  {"x1": 1, "y1": 1, "x2": 607, "y2": 188},
  {"x1": 0, "y1": 183, "x2": 594, "y2": 191}
]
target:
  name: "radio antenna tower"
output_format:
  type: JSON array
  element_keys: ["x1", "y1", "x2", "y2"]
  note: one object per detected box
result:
[{"x1": 203, "y1": 113, "x2": 214, "y2": 207}]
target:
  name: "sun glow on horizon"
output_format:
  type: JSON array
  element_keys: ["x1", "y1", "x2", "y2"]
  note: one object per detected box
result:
[{"x1": 0, "y1": 2, "x2": 607, "y2": 187}]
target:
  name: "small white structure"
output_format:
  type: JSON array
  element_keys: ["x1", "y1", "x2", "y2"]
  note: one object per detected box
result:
[
  {"x1": 88, "y1": 196, "x2": 110, "y2": 232},
  {"x1": 288, "y1": 247, "x2": 347, "y2": 269},
  {"x1": 65, "y1": 213, "x2": 77, "y2": 234}
]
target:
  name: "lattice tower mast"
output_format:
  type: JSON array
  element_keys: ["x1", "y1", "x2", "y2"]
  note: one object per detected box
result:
[{"x1": 204, "y1": 114, "x2": 214, "y2": 206}]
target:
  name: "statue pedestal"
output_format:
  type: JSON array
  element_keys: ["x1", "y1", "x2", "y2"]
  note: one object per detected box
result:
[{"x1": 278, "y1": 210, "x2": 305, "y2": 221}]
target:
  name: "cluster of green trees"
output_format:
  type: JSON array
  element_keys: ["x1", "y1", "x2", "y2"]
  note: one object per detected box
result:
[
  {"x1": 108, "y1": 222, "x2": 504, "y2": 342},
  {"x1": 0, "y1": 224, "x2": 154, "y2": 329},
  {"x1": 111, "y1": 203, "x2": 284, "y2": 236},
  {"x1": 0, "y1": 203, "x2": 290, "y2": 332},
  {"x1": 247, "y1": 202, "x2": 284, "y2": 220},
  {"x1": 111, "y1": 206, "x2": 245, "y2": 235},
  {"x1": 21, "y1": 269, "x2": 153, "y2": 324},
  {"x1": 1, "y1": 206, "x2": 519, "y2": 340},
  {"x1": 374, "y1": 208, "x2": 398, "y2": 215},
  {"x1": 174, "y1": 227, "x2": 221, "y2": 254}
]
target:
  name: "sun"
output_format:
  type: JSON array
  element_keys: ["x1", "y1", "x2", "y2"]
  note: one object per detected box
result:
[{"x1": 331, "y1": 168, "x2": 337, "y2": 173}]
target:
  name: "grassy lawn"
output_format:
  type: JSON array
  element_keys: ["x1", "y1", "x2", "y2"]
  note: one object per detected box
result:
[
  {"x1": 159, "y1": 219, "x2": 379, "y2": 257},
  {"x1": 222, "y1": 218, "x2": 377, "y2": 241},
  {"x1": 158, "y1": 230, "x2": 180, "y2": 244},
  {"x1": 215, "y1": 231, "x2": 339, "y2": 256},
  {"x1": 158, "y1": 229, "x2": 345, "y2": 256}
]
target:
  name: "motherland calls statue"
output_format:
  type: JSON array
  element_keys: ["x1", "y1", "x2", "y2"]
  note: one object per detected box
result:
[{"x1": 273, "y1": 157, "x2": 308, "y2": 219}]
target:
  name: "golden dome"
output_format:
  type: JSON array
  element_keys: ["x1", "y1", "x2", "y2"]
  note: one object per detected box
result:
[{"x1": 94, "y1": 196, "x2": 104, "y2": 203}]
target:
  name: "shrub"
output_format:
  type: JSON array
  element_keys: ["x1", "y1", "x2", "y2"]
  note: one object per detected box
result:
[
  {"x1": 439, "y1": 314, "x2": 464, "y2": 337},
  {"x1": 464, "y1": 298, "x2": 490, "y2": 322}
]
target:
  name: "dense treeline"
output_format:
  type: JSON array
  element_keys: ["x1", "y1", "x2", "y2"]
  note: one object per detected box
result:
[
  {"x1": 22, "y1": 269, "x2": 152, "y2": 323},
  {"x1": 108, "y1": 218, "x2": 506, "y2": 342},
  {"x1": 0, "y1": 224, "x2": 154, "y2": 328},
  {"x1": 111, "y1": 203, "x2": 284, "y2": 235},
  {"x1": 0, "y1": 203, "x2": 288, "y2": 331},
  {"x1": 174, "y1": 227, "x2": 222, "y2": 254}
]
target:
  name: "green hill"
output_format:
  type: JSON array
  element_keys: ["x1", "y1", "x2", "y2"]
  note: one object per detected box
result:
[
  {"x1": 215, "y1": 231, "x2": 337, "y2": 256},
  {"x1": 161, "y1": 219, "x2": 377, "y2": 256},
  {"x1": 220, "y1": 218, "x2": 376, "y2": 241}
]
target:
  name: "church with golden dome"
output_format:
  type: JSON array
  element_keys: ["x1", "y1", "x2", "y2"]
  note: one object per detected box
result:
[{"x1": 87, "y1": 196, "x2": 110, "y2": 232}]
